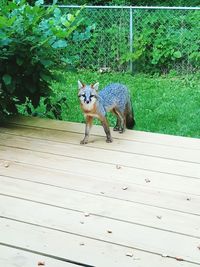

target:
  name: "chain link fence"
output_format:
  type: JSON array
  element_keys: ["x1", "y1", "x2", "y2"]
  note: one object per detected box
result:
[{"x1": 60, "y1": 5, "x2": 200, "y2": 74}]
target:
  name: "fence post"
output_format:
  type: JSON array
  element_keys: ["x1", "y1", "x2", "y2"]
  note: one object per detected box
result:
[{"x1": 129, "y1": 7, "x2": 133, "y2": 73}]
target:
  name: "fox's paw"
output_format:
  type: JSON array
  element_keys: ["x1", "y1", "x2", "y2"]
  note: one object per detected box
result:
[
  {"x1": 113, "y1": 126, "x2": 125, "y2": 133},
  {"x1": 119, "y1": 127, "x2": 125, "y2": 134},
  {"x1": 106, "y1": 138, "x2": 113, "y2": 143},
  {"x1": 80, "y1": 139, "x2": 88, "y2": 145},
  {"x1": 113, "y1": 126, "x2": 120, "y2": 131}
]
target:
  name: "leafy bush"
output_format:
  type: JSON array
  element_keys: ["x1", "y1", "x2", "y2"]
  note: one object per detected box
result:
[
  {"x1": 58, "y1": 0, "x2": 200, "y2": 7},
  {"x1": 0, "y1": 0, "x2": 92, "y2": 120},
  {"x1": 65, "y1": 7, "x2": 200, "y2": 74},
  {"x1": 62, "y1": 7, "x2": 130, "y2": 71},
  {"x1": 128, "y1": 9, "x2": 200, "y2": 73}
]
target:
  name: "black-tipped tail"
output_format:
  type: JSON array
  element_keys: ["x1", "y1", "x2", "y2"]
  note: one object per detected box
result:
[{"x1": 126, "y1": 103, "x2": 135, "y2": 129}]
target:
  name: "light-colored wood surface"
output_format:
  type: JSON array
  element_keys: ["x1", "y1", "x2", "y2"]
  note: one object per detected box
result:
[
  {"x1": 0, "y1": 116, "x2": 200, "y2": 267},
  {"x1": 0, "y1": 245, "x2": 76, "y2": 267}
]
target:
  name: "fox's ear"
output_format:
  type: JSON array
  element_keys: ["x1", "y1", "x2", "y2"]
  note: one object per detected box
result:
[
  {"x1": 78, "y1": 80, "x2": 84, "y2": 90},
  {"x1": 92, "y1": 82, "x2": 99, "y2": 91}
]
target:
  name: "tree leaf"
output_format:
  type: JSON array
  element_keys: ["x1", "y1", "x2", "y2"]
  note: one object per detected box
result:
[
  {"x1": 54, "y1": 8, "x2": 61, "y2": 18},
  {"x1": 16, "y1": 57, "x2": 23, "y2": 66},
  {"x1": 52, "y1": 40, "x2": 68, "y2": 49},
  {"x1": 40, "y1": 72, "x2": 52, "y2": 82},
  {"x1": 35, "y1": 0, "x2": 44, "y2": 6},
  {"x1": 40, "y1": 59, "x2": 54, "y2": 67},
  {"x1": 173, "y1": 51, "x2": 182, "y2": 59},
  {"x1": 2, "y1": 74, "x2": 12, "y2": 85}
]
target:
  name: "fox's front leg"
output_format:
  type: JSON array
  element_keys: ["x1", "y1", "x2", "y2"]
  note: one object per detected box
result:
[
  {"x1": 101, "y1": 117, "x2": 113, "y2": 143},
  {"x1": 80, "y1": 116, "x2": 93, "y2": 144}
]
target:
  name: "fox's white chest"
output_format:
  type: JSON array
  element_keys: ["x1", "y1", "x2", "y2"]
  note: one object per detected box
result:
[
  {"x1": 81, "y1": 101, "x2": 100, "y2": 118},
  {"x1": 81, "y1": 101, "x2": 95, "y2": 111},
  {"x1": 84, "y1": 112, "x2": 100, "y2": 119}
]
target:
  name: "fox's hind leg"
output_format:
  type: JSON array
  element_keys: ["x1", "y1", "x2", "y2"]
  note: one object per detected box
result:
[
  {"x1": 113, "y1": 112, "x2": 120, "y2": 132},
  {"x1": 113, "y1": 108, "x2": 121, "y2": 131},
  {"x1": 80, "y1": 116, "x2": 93, "y2": 144},
  {"x1": 113, "y1": 108, "x2": 125, "y2": 133}
]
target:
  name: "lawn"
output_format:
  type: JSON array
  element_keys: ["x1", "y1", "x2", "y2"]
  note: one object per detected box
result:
[{"x1": 26, "y1": 70, "x2": 200, "y2": 138}]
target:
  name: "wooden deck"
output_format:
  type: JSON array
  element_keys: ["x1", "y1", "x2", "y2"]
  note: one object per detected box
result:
[{"x1": 0, "y1": 116, "x2": 200, "y2": 267}]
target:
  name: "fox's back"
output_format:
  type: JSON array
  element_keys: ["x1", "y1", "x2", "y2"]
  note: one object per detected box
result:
[{"x1": 98, "y1": 83, "x2": 130, "y2": 112}]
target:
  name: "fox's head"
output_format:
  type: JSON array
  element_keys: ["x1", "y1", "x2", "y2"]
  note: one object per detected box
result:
[{"x1": 78, "y1": 80, "x2": 99, "y2": 110}]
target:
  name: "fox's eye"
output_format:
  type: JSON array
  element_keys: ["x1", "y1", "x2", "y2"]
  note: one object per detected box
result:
[
  {"x1": 90, "y1": 95, "x2": 95, "y2": 98},
  {"x1": 79, "y1": 93, "x2": 85, "y2": 98}
]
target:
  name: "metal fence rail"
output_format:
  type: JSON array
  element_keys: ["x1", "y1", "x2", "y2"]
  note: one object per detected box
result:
[
  {"x1": 59, "y1": 5, "x2": 200, "y2": 73},
  {"x1": 58, "y1": 5, "x2": 200, "y2": 10}
]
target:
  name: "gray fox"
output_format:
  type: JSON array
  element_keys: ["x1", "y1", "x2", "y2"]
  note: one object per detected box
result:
[{"x1": 78, "y1": 81, "x2": 135, "y2": 144}]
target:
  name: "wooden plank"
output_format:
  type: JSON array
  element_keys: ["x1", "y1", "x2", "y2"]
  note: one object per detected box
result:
[
  {"x1": 2, "y1": 125, "x2": 200, "y2": 164},
  {"x1": 7, "y1": 115, "x2": 200, "y2": 149},
  {"x1": 1, "y1": 218, "x2": 197, "y2": 267},
  {"x1": 1, "y1": 178, "x2": 200, "y2": 240},
  {"x1": 1, "y1": 133, "x2": 200, "y2": 179},
  {"x1": 1, "y1": 116, "x2": 200, "y2": 267},
  {"x1": 1, "y1": 150, "x2": 200, "y2": 215},
  {"x1": 1, "y1": 156, "x2": 200, "y2": 197},
  {"x1": 0, "y1": 245, "x2": 76, "y2": 267}
]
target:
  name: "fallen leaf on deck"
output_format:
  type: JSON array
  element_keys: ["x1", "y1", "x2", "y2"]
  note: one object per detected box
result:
[
  {"x1": 122, "y1": 186, "x2": 128, "y2": 190},
  {"x1": 4, "y1": 161, "x2": 10, "y2": 168},
  {"x1": 175, "y1": 257, "x2": 184, "y2": 261},
  {"x1": 38, "y1": 262, "x2": 45, "y2": 266},
  {"x1": 126, "y1": 252, "x2": 133, "y2": 257},
  {"x1": 116, "y1": 164, "x2": 121, "y2": 169},
  {"x1": 84, "y1": 213, "x2": 90, "y2": 217},
  {"x1": 107, "y1": 230, "x2": 112, "y2": 234},
  {"x1": 156, "y1": 215, "x2": 162, "y2": 220},
  {"x1": 145, "y1": 178, "x2": 151, "y2": 183}
]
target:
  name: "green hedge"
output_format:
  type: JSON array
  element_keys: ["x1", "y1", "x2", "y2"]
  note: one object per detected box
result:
[
  {"x1": 57, "y1": 0, "x2": 200, "y2": 7},
  {"x1": 0, "y1": 0, "x2": 92, "y2": 120},
  {"x1": 130, "y1": 9, "x2": 200, "y2": 73},
  {"x1": 64, "y1": 7, "x2": 200, "y2": 73}
]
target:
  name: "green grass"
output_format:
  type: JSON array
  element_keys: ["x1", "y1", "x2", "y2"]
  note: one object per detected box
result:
[{"x1": 30, "y1": 70, "x2": 200, "y2": 138}]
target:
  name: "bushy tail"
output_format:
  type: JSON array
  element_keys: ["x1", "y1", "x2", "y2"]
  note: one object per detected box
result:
[{"x1": 126, "y1": 100, "x2": 135, "y2": 129}]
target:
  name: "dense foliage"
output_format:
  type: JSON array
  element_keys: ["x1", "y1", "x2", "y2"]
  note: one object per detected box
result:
[
  {"x1": 63, "y1": 7, "x2": 200, "y2": 73},
  {"x1": 55, "y1": 0, "x2": 200, "y2": 7},
  {"x1": 127, "y1": 9, "x2": 200, "y2": 73},
  {"x1": 1, "y1": 0, "x2": 199, "y2": 121},
  {"x1": 0, "y1": 0, "x2": 92, "y2": 120}
]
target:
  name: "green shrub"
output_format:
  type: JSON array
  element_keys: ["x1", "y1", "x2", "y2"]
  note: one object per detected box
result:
[
  {"x1": 0, "y1": 0, "x2": 92, "y2": 120},
  {"x1": 63, "y1": 7, "x2": 130, "y2": 71},
  {"x1": 61, "y1": 7, "x2": 200, "y2": 74},
  {"x1": 128, "y1": 9, "x2": 200, "y2": 73},
  {"x1": 58, "y1": 0, "x2": 200, "y2": 6}
]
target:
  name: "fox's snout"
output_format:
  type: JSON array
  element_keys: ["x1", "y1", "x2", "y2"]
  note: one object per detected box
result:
[{"x1": 82, "y1": 94, "x2": 92, "y2": 104}]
